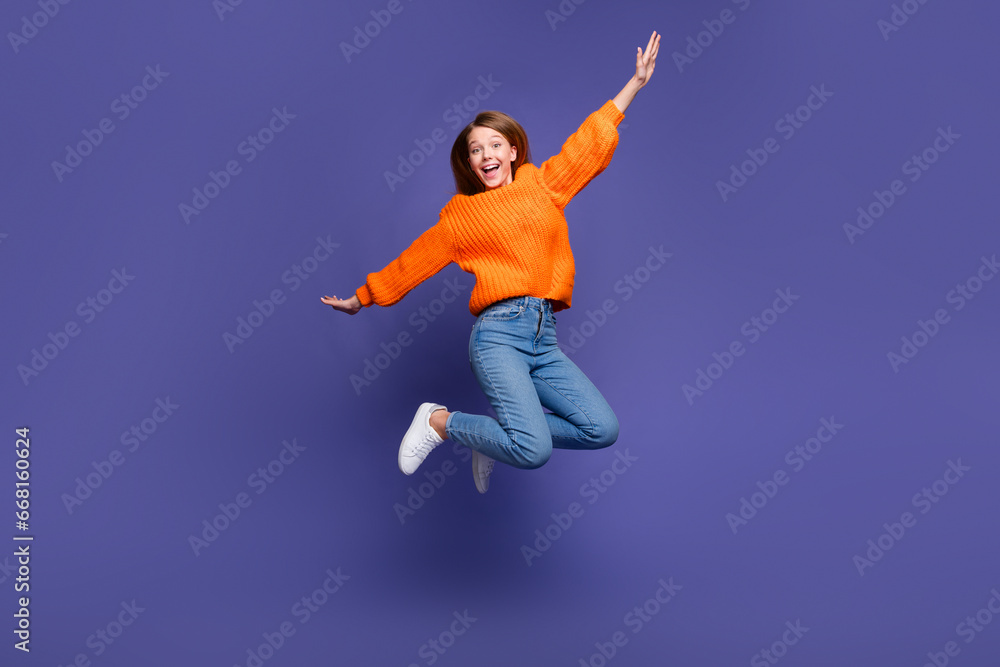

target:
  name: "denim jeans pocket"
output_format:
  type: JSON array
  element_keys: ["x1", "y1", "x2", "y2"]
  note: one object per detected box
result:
[{"x1": 481, "y1": 305, "x2": 524, "y2": 322}]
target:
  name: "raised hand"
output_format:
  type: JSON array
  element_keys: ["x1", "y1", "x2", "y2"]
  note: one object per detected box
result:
[{"x1": 635, "y1": 30, "x2": 660, "y2": 88}]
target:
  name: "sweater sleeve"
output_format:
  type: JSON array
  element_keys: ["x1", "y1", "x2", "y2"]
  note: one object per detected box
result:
[
  {"x1": 538, "y1": 99, "x2": 625, "y2": 210},
  {"x1": 355, "y1": 218, "x2": 456, "y2": 308}
]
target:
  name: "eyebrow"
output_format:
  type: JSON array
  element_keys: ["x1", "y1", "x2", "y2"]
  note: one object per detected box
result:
[{"x1": 468, "y1": 136, "x2": 503, "y2": 146}]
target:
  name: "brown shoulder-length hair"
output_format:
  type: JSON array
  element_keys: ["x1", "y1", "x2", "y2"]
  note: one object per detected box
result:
[{"x1": 449, "y1": 110, "x2": 532, "y2": 196}]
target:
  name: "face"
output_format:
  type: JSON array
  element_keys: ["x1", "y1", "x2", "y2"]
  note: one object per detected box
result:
[{"x1": 467, "y1": 126, "x2": 517, "y2": 190}]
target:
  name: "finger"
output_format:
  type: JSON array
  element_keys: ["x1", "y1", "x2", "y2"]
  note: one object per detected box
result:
[{"x1": 646, "y1": 31, "x2": 656, "y2": 54}]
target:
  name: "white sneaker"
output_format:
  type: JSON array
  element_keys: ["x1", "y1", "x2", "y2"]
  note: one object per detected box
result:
[
  {"x1": 398, "y1": 403, "x2": 447, "y2": 475},
  {"x1": 472, "y1": 450, "x2": 495, "y2": 494}
]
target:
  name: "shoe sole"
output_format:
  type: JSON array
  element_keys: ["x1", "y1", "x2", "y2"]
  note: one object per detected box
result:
[{"x1": 472, "y1": 450, "x2": 491, "y2": 493}]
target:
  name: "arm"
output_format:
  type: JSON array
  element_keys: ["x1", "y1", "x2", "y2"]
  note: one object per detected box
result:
[
  {"x1": 355, "y1": 219, "x2": 456, "y2": 308},
  {"x1": 321, "y1": 218, "x2": 456, "y2": 314},
  {"x1": 537, "y1": 100, "x2": 625, "y2": 209},
  {"x1": 539, "y1": 30, "x2": 660, "y2": 209}
]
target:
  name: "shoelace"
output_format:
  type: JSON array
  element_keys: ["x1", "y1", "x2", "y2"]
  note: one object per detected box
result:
[{"x1": 411, "y1": 433, "x2": 439, "y2": 458}]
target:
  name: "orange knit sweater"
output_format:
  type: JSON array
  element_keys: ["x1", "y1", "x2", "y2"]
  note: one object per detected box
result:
[{"x1": 355, "y1": 99, "x2": 625, "y2": 317}]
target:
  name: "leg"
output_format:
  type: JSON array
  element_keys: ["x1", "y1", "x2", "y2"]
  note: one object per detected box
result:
[
  {"x1": 532, "y1": 310, "x2": 620, "y2": 450},
  {"x1": 445, "y1": 304, "x2": 553, "y2": 469}
]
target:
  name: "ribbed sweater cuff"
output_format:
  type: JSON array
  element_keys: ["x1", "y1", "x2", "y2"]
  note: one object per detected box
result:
[
  {"x1": 355, "y1": 284, "x2": 373, "y2": 307},
  {"x1": 599, "y1": 98, "x2": 626, "y2": 126}
]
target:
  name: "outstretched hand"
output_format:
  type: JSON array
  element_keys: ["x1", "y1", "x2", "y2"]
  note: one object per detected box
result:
[
  {"x1": 634, "y1": 30, "x2": 660, "y2": 88},
  {"x1": 321, "y1": 294, "x2": 361, "y2": 315}
]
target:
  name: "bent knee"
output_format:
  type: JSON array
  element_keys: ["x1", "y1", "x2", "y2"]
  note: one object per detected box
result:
[
  {"x1": 590, "y1": 412, "x2": 619, "y2": 449},
  {"x1": 516, "y1": 440, "x2": 552, "y2": 470}
]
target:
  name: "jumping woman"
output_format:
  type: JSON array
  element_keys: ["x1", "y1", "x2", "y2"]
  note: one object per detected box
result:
[{"x1": 322, "y1": 30, "x2": 660, "y2": 493}]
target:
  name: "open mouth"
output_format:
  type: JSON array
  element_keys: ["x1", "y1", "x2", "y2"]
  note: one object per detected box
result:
[{"x1": 482, "y1": 164, "x2": 500, "y2": 178}]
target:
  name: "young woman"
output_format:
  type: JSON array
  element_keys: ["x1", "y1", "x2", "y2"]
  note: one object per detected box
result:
[{"x1": 323, "y1": 31, "x2": 660, "y2": 494}]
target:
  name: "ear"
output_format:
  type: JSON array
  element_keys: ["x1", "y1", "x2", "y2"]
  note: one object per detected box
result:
[{"x1": 510, "y1": 145, "x2": 517, "y2": 162}]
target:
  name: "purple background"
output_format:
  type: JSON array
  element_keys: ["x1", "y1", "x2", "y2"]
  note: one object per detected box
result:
[{"x1": 3, "y1": 0, "x2": 999, "y2": 665}]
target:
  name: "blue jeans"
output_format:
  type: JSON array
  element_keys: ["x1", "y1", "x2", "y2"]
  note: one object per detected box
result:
[{"x1": 444, "y1": 296, "x2": 619, "y2": 469}]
